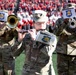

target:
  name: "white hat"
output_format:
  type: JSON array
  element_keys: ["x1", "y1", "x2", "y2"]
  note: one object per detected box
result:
[{"x1": 32, "y1": 10, "x2": 48, "y2": 22}]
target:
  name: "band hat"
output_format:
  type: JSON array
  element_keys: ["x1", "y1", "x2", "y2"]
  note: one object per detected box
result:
[{"x1": 32, "y1": 10, "x2": 48, "y2": 22}]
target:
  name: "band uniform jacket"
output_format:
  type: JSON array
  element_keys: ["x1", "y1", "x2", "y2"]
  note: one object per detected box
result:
[
  {"x1": 12, "y1": 30, "x2": 57, "y2": 75},
  {"x1": 54, "y1": 18, "x2": 76, "y2": 56},
  {"x1": 0, "y1": 25, "x2": 18, "y2": 75}
]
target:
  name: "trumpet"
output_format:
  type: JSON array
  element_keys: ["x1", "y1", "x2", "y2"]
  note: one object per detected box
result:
[
  {"x1": 68, "y1": 18, "x2": 76, "y2": 28},
  {"x1": 6, "y1": 15, "x2": 19, "y2": 28}
]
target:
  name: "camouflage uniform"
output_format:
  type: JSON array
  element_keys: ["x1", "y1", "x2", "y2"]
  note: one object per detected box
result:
[
  {"x1": 13, "y1": 30, "x2": 57, "y2": 75},
  {"x1": 54, "y1": 17, "x2": 76, "y2": 75},
  {"x1": 0, "y1": 23, "x2": 18, "y2": 75}
]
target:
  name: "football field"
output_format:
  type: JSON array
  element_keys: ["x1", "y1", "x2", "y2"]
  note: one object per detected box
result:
[{"x1": 15, "y1": 53, "x2": 58, "y2": 75}]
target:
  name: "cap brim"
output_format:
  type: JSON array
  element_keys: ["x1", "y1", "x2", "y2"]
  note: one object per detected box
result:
[{"x1": 33, "y1": 16, "x2": 48, "y2": 22}]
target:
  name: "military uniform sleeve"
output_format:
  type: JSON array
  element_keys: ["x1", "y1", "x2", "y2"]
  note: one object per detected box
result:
[
  {"x1": 12, "y1": 33, "x2": 32, "y2": 57},
  {"x1": 48, "y1": 34, "x2": 57, "y2": 56},
  {"x1": 11, "y1": 40, "x2": 24, "y2": 57},
  {"x1": 54, "y1": 18, "x2": 64, "y2": 36}
]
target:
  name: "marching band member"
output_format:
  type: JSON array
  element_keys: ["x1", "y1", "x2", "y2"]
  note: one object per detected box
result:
[{"x1": 12, "y1": 10, "x2": 57, "y2": 75}]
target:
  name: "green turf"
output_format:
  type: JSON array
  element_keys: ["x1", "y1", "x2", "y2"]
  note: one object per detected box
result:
[
  {"x1": 53, "y1": 54, "x2": 58, "y2": 75},
  {"x1": 15, "y1": 53, "x2": 25, "y2": 75},
  {"x1": 15, "y1": 53, "x2": 58, "y2": 75}
]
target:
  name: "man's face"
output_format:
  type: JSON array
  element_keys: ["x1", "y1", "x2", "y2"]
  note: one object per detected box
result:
[{"x1": 34, "y1": 22, "x2": 46, "y2": 30}]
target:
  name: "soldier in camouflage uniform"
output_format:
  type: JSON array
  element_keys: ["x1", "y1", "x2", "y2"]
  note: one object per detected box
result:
[
  {"x1": 13, "y1": 10, "x2": 57, "y2": 75},
  {"x1": 0, "y1": 10, "x2": 18, "y2": 75},
  {"x1": 54, "y1": 3, "x2": 76, "y2": 75}
]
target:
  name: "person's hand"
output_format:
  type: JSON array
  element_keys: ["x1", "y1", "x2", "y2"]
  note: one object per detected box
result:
[
  {"x1": 18, "y1": 32, "x2": 26, "y2": 42},
  {"x1": 28, "y1": 29, "x2": 36, "y2": 40},
  {"x1": 15, "y1": 27, "x2": 21, "y2": 32}
]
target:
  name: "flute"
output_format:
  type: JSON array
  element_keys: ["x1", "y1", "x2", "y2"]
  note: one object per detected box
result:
[{"x1": 18, "y1": 29, "x2": 33, "y2": 33}]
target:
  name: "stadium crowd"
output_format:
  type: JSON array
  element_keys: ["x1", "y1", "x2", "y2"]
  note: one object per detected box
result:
[{"x1": 0, "y1": 0, "x2": 76, "y2": 29}]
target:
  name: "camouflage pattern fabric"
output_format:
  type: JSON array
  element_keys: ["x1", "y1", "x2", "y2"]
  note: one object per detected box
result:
[
  {"x1": 13, "y1": 31, "x2": 57, "y2": 75},
  {"x1": 54, "y1": 18, "x2": 76, "y2": 75},
  {"x1": 57, "y1": 54, "x2": 76, "y2": 75},
  {"x1": 0, "y1": 40, "x2": 15, "y2": 75},
  {"x1": 0, "y1": 25, "x2": 17, "y2": 75},
  {"x1": 54, "y1": 18, "x2": 76, "y2": 55}
]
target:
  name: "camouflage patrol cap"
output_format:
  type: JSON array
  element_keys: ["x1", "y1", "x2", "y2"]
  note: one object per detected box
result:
[
  {"x1": 32, "y1": 10, "x2": 48, "y2": 22},
  {"x1": 66, "y1": 3, "x2": 76, "y2": 9}
]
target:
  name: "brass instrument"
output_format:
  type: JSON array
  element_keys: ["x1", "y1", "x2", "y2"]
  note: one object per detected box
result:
[
  {"x1": 61, "y1": 18, "x2": 76, "y2": 35},
  {"x1": 69, "y1": 18, "x2": 76, "y2": 28},
  {"x1": 6, "y1": 15, "x2": 19, "y2": 28},
  {"x1": 6, "y1": 0, "x2": 21, "y2": 28}
]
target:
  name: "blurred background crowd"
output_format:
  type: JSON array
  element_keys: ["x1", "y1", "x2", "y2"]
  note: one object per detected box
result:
[{"x1": 0, "y1": 0, "x2": 76, "y2": 29}]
